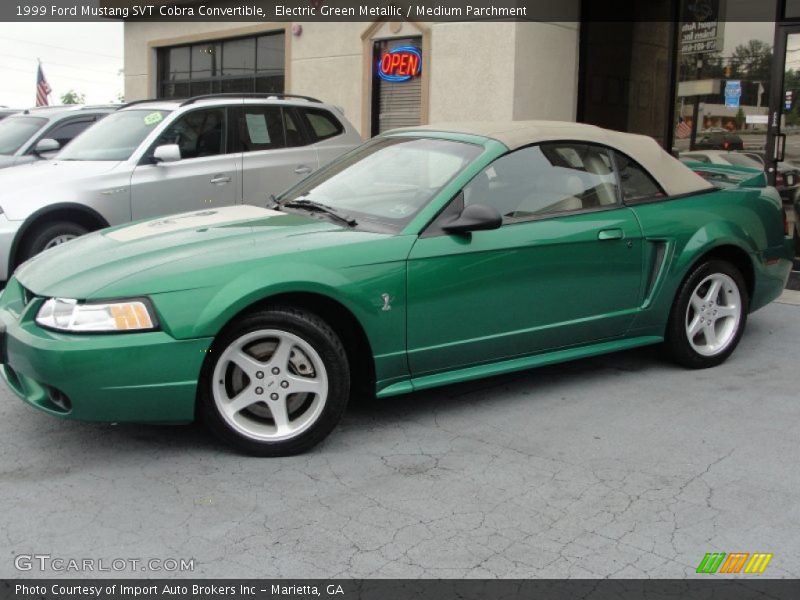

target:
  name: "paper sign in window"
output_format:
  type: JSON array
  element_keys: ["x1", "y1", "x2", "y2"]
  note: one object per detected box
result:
[{"x1": 245, "y1": 113, "x2": 271, "y2": 144}]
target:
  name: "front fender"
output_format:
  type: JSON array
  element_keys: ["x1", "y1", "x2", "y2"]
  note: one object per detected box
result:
[{"x1": 149, "y1": 252, "x2": 411, "y2": 378}]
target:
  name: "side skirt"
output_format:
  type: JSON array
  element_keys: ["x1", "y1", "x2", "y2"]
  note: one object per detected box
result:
[{"x1": 376, "y1": 335, "x2": 664, "y2": 398}]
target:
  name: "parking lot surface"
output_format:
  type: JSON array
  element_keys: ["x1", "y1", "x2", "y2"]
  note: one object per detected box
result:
[{"x1": 1, "y1": 299, "x2": 798, "y2": 579}]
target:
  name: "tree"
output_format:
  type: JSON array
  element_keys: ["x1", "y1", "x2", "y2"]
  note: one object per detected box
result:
[{"x1": 60, "y1": 90, "x2": 85, "y2": 105}]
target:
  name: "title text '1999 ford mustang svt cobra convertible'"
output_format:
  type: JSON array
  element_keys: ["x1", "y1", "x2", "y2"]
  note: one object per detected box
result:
[{"x1": 0, "y1": 122, "x2": 793, "y2": 455}]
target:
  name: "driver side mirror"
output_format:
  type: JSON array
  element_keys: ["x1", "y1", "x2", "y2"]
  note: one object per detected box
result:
[
  {"x1": 152, "y1": 144, "x2": 181, "y2": 164},
  {"x1": 442, "y1": 203, "x2": 502, "y2": 234},
  {"x1": 33, "y1": 138, "x2": 60, "y2": 156}
]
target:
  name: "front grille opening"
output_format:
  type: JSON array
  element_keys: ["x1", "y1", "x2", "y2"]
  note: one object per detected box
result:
[{"x1": 45, "y1": 385, "x2": 72, "y2": 413}]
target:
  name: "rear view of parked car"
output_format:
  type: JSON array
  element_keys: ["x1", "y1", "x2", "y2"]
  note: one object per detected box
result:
[
  {"x1": 0, "y1": 94, "x2": 361, "y2": 281},
  {"x1": 693, "y1": 132, "x2": 744, "y2": 151},
  {"x1": 0, "y1": 105, "x2": 117, "y2": 170}
]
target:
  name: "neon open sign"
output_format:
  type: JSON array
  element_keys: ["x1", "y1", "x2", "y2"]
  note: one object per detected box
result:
[{"x1": 377, "y1": 46, "x2": 422, "y2": 82}]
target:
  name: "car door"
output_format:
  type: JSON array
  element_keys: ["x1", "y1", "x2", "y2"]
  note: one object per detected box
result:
[
  {"x1": 129, "y1": 107, "x2": 240, "y2": 220},
  {"x1": 234, "y1": 104, "x2": 319, "y2": 206},
  {"x1": 406, "y1": 142, "x2": 645, "y2": 377}
]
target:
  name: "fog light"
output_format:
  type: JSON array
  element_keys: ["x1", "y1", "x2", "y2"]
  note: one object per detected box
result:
[{"x1": 46, "y1": 386, "x2": 72, "y2": 412}]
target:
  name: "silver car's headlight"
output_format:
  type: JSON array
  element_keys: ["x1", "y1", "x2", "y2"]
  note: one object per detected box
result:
[{"x1": 36, "y1": 298, "x2": 157, "y2": 333}]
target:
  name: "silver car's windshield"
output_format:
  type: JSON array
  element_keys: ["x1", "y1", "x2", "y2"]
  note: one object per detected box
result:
[
  {"x1": 58, "y1": 109, "x2": 171, "y2": 161},
  {"x1": 0, "y1": 116, "x2": 46, "y2": 155},
  {"x1": 280, "y1": 137, "x2": 483, "y2": 229}
]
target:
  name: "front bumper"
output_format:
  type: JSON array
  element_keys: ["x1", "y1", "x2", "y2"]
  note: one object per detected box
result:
[{"x1": 0, "y1": 279, "x2": 211, "y2": 422}]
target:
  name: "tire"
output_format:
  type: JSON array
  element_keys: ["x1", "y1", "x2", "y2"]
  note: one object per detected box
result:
[
  {"x1": 198, "y1": 307, "x2": 350, "y2": 456},
  {"x1": 665, "y1": 259, "x2": 749, "y2": 369},
  {"x1": 19, "y1": 220, "x2": 89, "y2": 262}
]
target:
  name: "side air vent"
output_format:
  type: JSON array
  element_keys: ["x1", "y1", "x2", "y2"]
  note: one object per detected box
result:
[{"x1": 644, "y1": 242, "x2": 668, "y2": 300}]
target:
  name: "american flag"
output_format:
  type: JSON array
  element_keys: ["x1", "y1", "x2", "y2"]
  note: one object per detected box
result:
[
  {"x1": 35, "y1": 64, "x2": 51, "y2": 107},
  {"x1": 674, "y1": 118, "x2": 691, "y2": 139}
]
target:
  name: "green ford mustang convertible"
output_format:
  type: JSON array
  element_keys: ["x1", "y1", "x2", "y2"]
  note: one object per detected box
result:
[{"x1": 0, "y1": 121, "x2": 793, "y2": 455}]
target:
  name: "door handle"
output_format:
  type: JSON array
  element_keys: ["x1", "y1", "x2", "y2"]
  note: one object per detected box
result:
[
  {"x1": 598, "y1": 228, "x2": 624, "y2": 240},
  {"x1": 294, "y1": 165, "x2": 313, "y2": 175},
  {"x1": 210, "y1": 175, "x2": 231, "y2": 185}
]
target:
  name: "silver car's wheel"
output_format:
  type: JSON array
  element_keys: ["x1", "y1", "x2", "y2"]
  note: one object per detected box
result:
[
  {"x1": 212, "y1": 329, "x2": 329, "y2": 442},
  {"x1": 19, "y1": 220, "x2": 89, "y2": 264},
  {"x1": 685, "y1": 273, "x2": 742, "y2": 357},
  {"x1": 201, "y1": 308, "x2": 350, "y2": 456},
  {"x1": 43, "y1": 234, "x2": 79, "y2": 250}
]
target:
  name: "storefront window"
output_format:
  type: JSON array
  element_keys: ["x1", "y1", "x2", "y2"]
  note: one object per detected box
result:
[
  {"x1": 673, "y1": 1, "x2": 776, "y2": 157},
  {"x1": 158, "y1": 32, "x2": 285, "y2": 99}
]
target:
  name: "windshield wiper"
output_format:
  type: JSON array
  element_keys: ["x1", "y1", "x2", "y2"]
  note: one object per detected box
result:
[{"x1": 282, "y1": 198, "x2": 358, "y2": 228}]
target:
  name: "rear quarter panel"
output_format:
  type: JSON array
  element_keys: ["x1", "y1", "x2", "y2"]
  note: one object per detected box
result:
[{"x1": 628, "y1": 186, "x2": 790, "y2": 336}]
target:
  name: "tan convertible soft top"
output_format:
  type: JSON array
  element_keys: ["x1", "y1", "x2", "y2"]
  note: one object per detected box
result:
[{"x1": 391, "y1": 121, "x2": 713, "y2": 197}]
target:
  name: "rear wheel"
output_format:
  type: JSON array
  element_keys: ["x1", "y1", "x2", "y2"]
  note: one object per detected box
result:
[
  {"x1": 199, "y1": 308, "x2": 350, "y2": 456},
  {"x1": 665, "y1": 259, "x2": 748, "y2": 369},
  {"x1": 19, "y1": 220, "x2": 88, "y2": 262}
]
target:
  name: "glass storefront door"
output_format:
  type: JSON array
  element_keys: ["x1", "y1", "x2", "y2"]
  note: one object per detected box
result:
[{"x1": 769, "y1": 25, "x2": 800, "y2": 258}]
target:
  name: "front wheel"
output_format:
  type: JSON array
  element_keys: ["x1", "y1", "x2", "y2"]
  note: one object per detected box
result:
[
  {"x1": 199, "y1": 308, "x2": 350, "y2": 456},
  {"x1": 20, "y1": 220, "x2": 89, "y2": 262},
  {"x1": 665, "y1": 259, "x2": 749, "y2": 369}
]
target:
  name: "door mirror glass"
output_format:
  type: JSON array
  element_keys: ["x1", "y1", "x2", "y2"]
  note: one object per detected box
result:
[
  {"x1": 152, "y1": 144, "x2": 181, "y2": 163},
  {"x1": 442, "y1": 203, "x2": 502, "y2": 234},
  {"x1": 33, "y1": 138, "x2": 60, "y2": 155}
]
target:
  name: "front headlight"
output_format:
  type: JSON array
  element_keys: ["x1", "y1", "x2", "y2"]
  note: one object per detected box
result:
[{"x1": 35, "y1": 298, "x2": 157, "y2": 333}]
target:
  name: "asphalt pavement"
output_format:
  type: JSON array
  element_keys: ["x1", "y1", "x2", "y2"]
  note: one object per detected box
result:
[{"x1": 1, "y1": 297, "x2": 799, "y2": 579}]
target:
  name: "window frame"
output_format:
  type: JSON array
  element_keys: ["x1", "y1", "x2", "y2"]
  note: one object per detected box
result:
[
  {"x1": 140, "y1": 106, "x2": 230, "y2": 164},
  {"x1": 610, "y1": 149, "x2": 667, "y2": 205},
  {"x1": 299, "y1": 107, "x2": 345, "y2": 143},
  {"x1": 157, "y1": 31, "x2": 286, "y2": 99},
  {"x1": 229, "y1": 104, "x2": 289, "y2": 153},
  {"x1": 31, "y1": 116, "x2": 99, "y2": 153},
  {"x1": 281, "y1": 106, "x2": 313, "y2": 148},
  {"x1": 423, "y1": 141, "x2": 628, "y2": 236}
]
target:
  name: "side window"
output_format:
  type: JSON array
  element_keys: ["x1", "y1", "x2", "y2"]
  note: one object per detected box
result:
[
  {"x1": 283, "y1": 108, "x2": 308, "y2": 148},
  {"x1": 462, "y1": 143, "x2": 619, "y2": 222},
  {"x1": 301, "y1": 108, "x2": 344, "y2": 142},
  {"x1": 43, "y1": 118, "x2": 95, "y2": 148},
  {"x1": 615, "y1": 152, "x2": 665, "y2": 202},
  {"x1": 232, "y1": 106, "x2": 285, "y2": 152},
  {"x1": 155, "y1": 108, "x2": 225, "y2": 159}
]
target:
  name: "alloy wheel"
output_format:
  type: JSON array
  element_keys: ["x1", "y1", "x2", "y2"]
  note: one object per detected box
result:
[
  {"x1": 44, "y1": 234, "x2": 78, "y2": 249},
  {"x1": 212, "y1": 329, "x2": 329, "y2": 442},
  {"x1": 684, "y1": 272, "x2": 742, "y2": 357}
]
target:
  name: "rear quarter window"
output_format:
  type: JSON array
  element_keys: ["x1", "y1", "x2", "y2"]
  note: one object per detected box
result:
[
  {"x1": 301, "y1": 108, "x2": 344, "y2": 142},
  {"x1": 614, "y1": 152, "x2": 665, "y2": 203}
]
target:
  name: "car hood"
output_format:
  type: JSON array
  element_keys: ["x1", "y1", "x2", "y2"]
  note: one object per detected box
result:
[
  {"x1": 0, "y1": 159, "x2": 123, "y2": 203},
  {"x1": 15, "y1": 205, "x2": 386, "y2": 298},
  {"x1": 0, "y1": 155, "x2": 16, "y2": 169}
]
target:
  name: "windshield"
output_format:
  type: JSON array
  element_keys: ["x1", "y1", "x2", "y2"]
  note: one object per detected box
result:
[
  {"x1": 722, "y1": 153, "x2": 763, "y2": 169},
  {"x1": 57, "y1": 109, "x2": 171, "y2": 161},
  {"x1": 0, "y1": 116, "x2": 46, "y2": 154},
  {"x1": 280, "y1": 136, "x2": 482, "y2": 229}
]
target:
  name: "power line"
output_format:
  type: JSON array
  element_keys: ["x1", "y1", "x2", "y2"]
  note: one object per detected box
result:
[
  {"x1": 0, "y1": 36, "x2": 122, "y2": 60},
  {"x1": 1, "y1": 53, "x2": 121, "y2": 75},
  {"x1": 0, "y1": 63, "x2": 122, "y2": 85}
]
